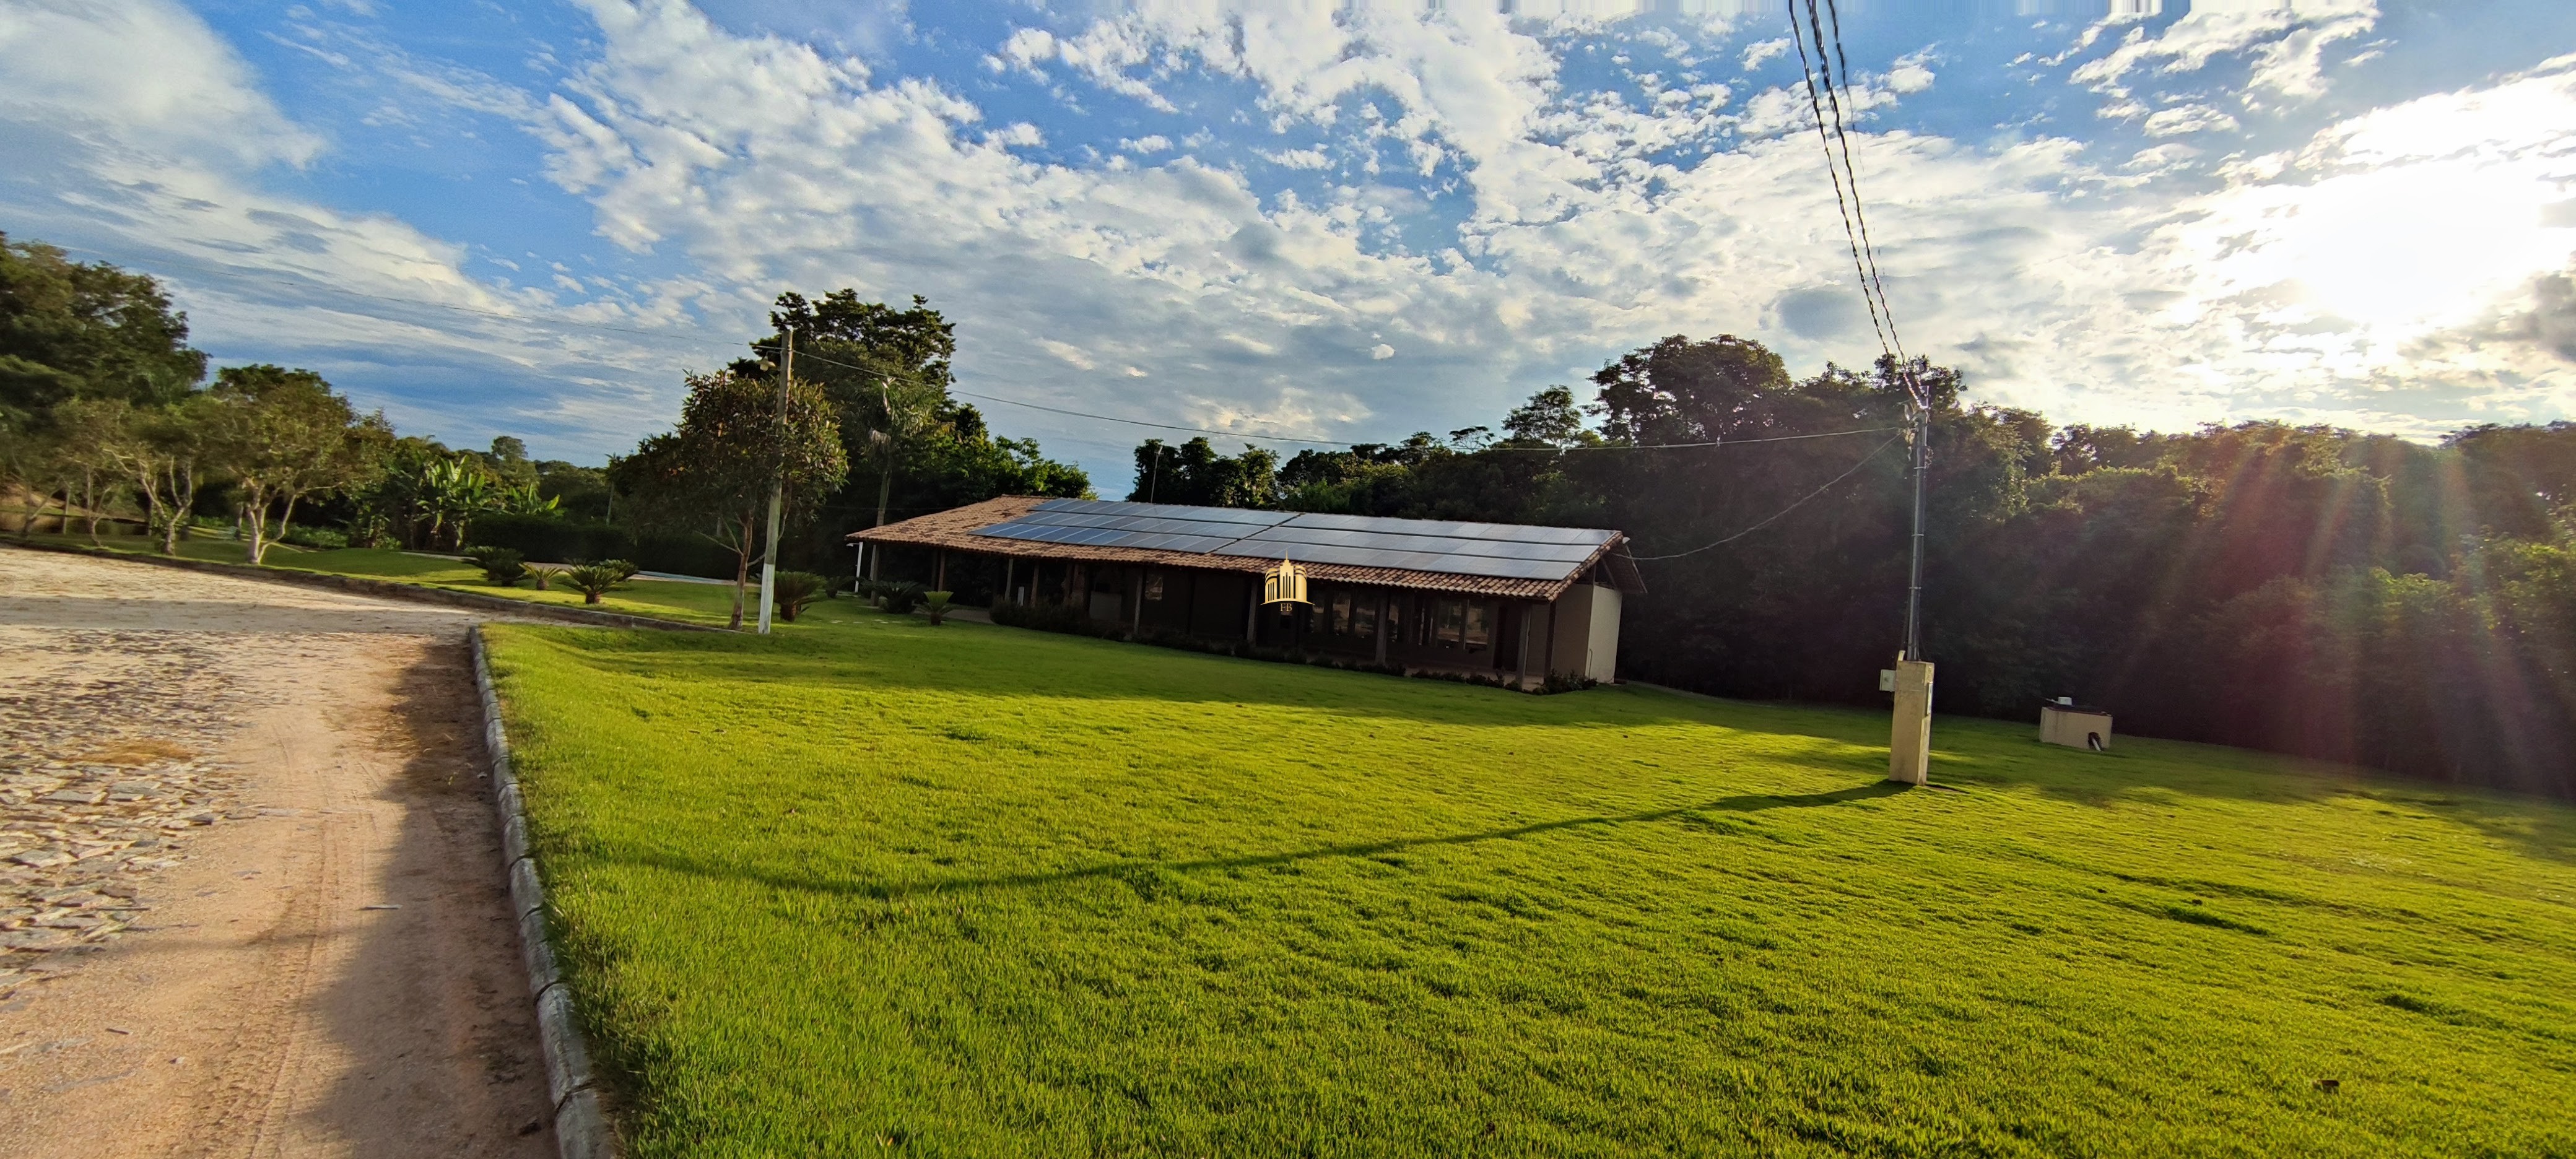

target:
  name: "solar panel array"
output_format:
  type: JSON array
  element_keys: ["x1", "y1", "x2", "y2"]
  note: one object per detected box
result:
[{"x1": 970, "y1": 498, "x2": 1617, "y2": 583}]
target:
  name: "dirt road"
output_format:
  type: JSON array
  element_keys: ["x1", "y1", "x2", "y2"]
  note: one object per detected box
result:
[{"x1": 0, "y1": 549, "x2": 555, "y2": 1157}]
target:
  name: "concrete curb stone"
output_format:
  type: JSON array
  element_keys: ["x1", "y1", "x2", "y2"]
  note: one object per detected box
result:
[{"x1": 472, "y1": 626, "x2": 618, "y2": 1158}]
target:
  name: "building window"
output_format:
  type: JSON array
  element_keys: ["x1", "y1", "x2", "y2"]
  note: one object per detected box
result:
[
  {"x1": 1354, "y1": 594, "x2": 1377, "y2": 640},
  {"x1": 1437, "y1": 598, "x2": 1464, "y2": 645},
  {"x1": 1463, "y1": 602, "x2": 1490, "y2": 651},
  {"x1": 1331, "y1": 591, "x2": 1351, "y2": 635},
  {"x1": 1144, "y1": 572, "x2": 1165, "y2": 601}
]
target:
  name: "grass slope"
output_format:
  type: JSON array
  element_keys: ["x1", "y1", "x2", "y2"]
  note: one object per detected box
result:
[
  {"x1": 482, "y1": 613, "x2": 2576, "y2": 1158},
  {"x1": 11, "y1": 532, "x2": 825, "y2": 629}
]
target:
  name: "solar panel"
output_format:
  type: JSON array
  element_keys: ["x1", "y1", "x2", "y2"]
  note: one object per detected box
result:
[
  {"x1": 1228, "y1": 523, "x2": 1604, "y2": 563},
  {"x1": 1033, "y1": 498, "x2": 1292, "y2": 526},
  {"x1": 970, "y1": 498, "x2": 1614, "y2": 584},
  {"x1": 1279, "y1": 511, "x2": 1614, "y2": 546}
]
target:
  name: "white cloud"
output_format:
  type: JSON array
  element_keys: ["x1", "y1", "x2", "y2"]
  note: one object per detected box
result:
[
  {"x1": 2141, "y1": 103, "x2": 2240, "y2": 136},
  {"x1": 0, "y1": 0, "x2": 321, "y2": 168},
  {"x1": 0, "y1": 0, "x2": 751, "y2": 453},
  {"x1": 1038, "y1": 339, "x2": 1095, "y2": 370},
  {"x1": 1740, "y1": 37, "x2": 1790, "y2": 70},
  {"x1": 2072, "y1": 0, "x2": 2378, "y2": 103},
  {"x1": 1260, "y1": 147, "x2": 1331, "y2": 170},
  {"x1": 11, "y1": 0, "x2": 2568, "y2": 471},
  {"x1": 2144, "y1": 58, "x2": 2576, "y2": 404}
]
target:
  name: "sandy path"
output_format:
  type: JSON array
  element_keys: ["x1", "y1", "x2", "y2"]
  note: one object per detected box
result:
[{"x1": 0, "y1": 549, "x2": 555, "y2": 1157}]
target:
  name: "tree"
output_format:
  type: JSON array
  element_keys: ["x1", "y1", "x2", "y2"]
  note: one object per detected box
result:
[
  {"x1": 50, "y1": 397, "x2": 136, "y2": 542},
  {"x1": 616, "y1": 370, "x2": 847, "y2": 628},
  {"x1": 484, "y1": 435, "x2": 539, "y2": 487},
  {"x1": 0, "y1": 233, "x2": 206, "y2": 420},
  {"x1": 206, "y1": 365, "x2": 386, "y2": 563},
  {"x1": 1126, "y1": 438, "x2": 1279, "y2": 507},
  {"x1": 1500, "y1": 385, "x2": 1602, "y2": 448},
  {"x1": 0, "y1": 416, "x2": 67, "y2": 542},
  {"x1": 79, "y1": 394, "x2": 220, "y2": 555},
  {"x1": 724, "y1": 290, "x2": 1086, "y2": 571}
]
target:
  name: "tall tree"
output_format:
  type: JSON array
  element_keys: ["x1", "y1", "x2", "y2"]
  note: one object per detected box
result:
[
  {"x1": 206, "y1": 365, "x2": 386, "y2": 563},
  {"x1": 615, "y1": 370, "x2": 847, "y2": 628},
  {"x1": 0, "y1": 233, "x2": 206, "y2": 420}
]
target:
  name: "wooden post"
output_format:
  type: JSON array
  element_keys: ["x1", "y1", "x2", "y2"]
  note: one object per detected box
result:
[
  {"x1": 1131, "y1": 570, "x2": 1144, "y2": 636},
  {"x1": 1003, "y1": 557, "x2": 1014, "y2": 605},
  {"x1": 1244, "y1": 576, "x2": 1258, "y2": 644},
  {"x1": 1374, "y1": 590, "x2": 1389, "y2": 666},
  {"x1": 934, "y1": 550, "x2": 946, "y2": 591},
  {"x1": 1540, "y1": 597, "x2": 1556, "y2": 680},
  {"x1": 1889, "y1": 658, "x2": 1934, "y2": 785},
  {"x1": 1516, "y1": 602, "x2": 1532, "y2": 688}
]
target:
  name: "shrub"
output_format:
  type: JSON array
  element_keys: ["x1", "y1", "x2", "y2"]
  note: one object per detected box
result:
[
  {"x1": 561, "y1": 564, "x2": 623, "y2": 605},
  {"x1": 281, "y1": 525, "x2": 348, "y2": 550},
  {"x1": 879, "y1": 581, "x2": 927, "y2": 615},
  {"x1": 465, "y1": 545, "x2": 528, "y2": 586},
  {"x1": 598, "y1": 558, "x2": 641, "y2": 584},
  {"x1": 923, "y1": 591, "x2": 953, "y2": 625},
  {"x1": 772, "y1": 571, "x2": 827, "y2": 622}
]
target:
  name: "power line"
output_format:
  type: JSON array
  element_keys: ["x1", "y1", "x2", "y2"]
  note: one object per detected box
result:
[
  {"x1": 1787, "y1": 2, "x2": 1894, "y2": 363},
  {"x1": 1816, "y1": 0, "x2": 1907, "y2": 367},
  {"x1": 1625, "y1": 433, "x2": 1907, "y2": 561}
]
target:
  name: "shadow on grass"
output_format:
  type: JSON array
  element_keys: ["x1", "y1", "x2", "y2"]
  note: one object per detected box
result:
[{"x1": 599, "y1": 782, "x2": 1910, "y2": 903}]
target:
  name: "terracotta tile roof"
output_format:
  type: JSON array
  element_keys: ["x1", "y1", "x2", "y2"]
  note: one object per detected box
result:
[{"x1": 848, "y1": 496, "x2": 1643, "y2": 602}]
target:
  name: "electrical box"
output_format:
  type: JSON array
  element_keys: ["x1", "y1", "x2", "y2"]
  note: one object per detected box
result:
[
  {"x1": 2040, "y1": 698, "x2": 2113, "y2": 751},
  {"x1": 1878, "y1": 669, "x2": 1897, "y2": 693}
]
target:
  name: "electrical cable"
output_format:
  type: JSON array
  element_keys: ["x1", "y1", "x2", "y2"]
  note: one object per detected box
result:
[
  {"x1": 1786, "y1": 5, "x2": 1893, "y2": 363},
  {"x1": 1624, "y1": 433, "x2": 1907, "y2": 561},
  {"x1": 1816, "y1": 0, "x2": 1907, "y2": 368}
]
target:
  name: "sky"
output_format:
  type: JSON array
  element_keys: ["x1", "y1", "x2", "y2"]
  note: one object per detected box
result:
[{"x1": 3, "y1": 1, "x2": 2574, "y2": 482}]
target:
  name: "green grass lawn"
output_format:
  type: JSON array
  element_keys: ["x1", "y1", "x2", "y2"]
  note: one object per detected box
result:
[
  {"x1": 10, "y1": 531, "x2": 854, "y2": 630},
  {"x1": 480, "y1": 612, "x2": 2576, "y2": 1157}
]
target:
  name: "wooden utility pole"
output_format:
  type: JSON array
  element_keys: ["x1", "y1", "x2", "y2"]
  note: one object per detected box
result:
[{"x1": 755, "y1": 327, "x2": 793, "y2": 635}]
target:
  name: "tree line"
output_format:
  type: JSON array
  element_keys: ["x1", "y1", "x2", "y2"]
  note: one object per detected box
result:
[
  {"x1": 14, "y1": 230, "x2": 2572, "y2": 794},
  {"x1": 1123, "y1": 335, "x2": 2576, "y2": 798},
  {"x1": 0, "y1": 233, "x2": 1090, "y2": 629}
]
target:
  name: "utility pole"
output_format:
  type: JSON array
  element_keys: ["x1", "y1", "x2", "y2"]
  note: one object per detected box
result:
[
  {"x1": 1148, "y1": 442, "x2": 1167, "y2": 503},
  {"x1": 1903, "y1": 398, "x2": 1928, "y2": 662},
  {"x1": 755, "y1": 327, "x2": 793, "y2": 635},
  {"x1": 1888, "y1": 376, "x2": 1934, "y2": 786}
]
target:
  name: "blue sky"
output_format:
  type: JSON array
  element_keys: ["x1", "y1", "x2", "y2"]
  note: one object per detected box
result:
[{"x1": 4, "y1": 1, "x2": 2574, "y2": 481}]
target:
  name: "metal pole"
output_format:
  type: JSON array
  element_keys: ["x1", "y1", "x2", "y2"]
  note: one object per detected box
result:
[
  {"x1": 756, "y1": 327, "x2": 793, "y2": 635},
  {"x1": 1902, "y1": 399, "x2": 1928, "y2": 661}
]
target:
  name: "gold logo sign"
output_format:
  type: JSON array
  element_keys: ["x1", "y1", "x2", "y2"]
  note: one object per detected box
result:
[{"x1": 1263, "y1": 558, "x2": 1310, "y2": 607}]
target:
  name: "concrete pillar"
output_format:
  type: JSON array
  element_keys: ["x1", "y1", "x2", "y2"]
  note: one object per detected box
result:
[{"x1": 1888, "y1": 659, "x2": 1934, "y2": 785}]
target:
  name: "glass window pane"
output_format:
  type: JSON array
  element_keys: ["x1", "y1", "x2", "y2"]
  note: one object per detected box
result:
[
  {"x1": 1437, "y1": 599, "x2": 1464, "y2": 644},
  {"x1": 1333, "y1": 591, "x2": 1351, "y2": 634},
  {"x1": 1145, "y1": 572, "x2": 1165, "y2": 601},
  {"x1": 1464, "y1": 602, "x2": 1490, "y2": 649},
  {"x1": 1354, "y1": 596, "x2": 1377, "y2": 639}
]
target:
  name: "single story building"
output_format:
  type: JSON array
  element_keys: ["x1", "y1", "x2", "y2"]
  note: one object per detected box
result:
[{"x1": 848, "y1": 497, "x2": 1644, "y2": 687}]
